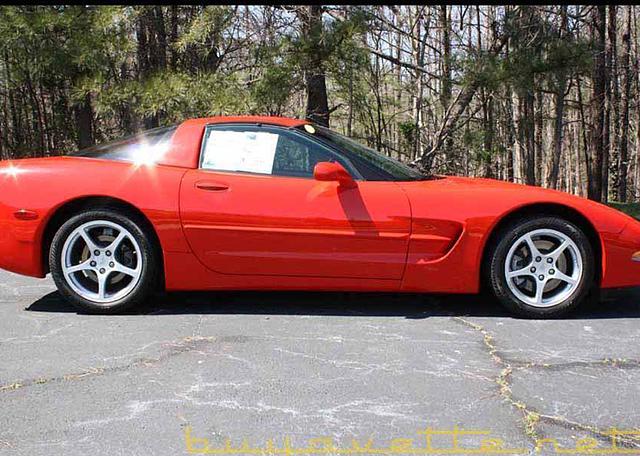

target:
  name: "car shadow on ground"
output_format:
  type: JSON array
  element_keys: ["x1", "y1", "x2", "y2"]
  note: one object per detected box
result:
[{"x1": 25, "y1": 287, "x2": 640, "y2": 320}]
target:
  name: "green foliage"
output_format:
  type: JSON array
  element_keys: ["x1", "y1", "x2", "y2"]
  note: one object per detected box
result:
[
  {"x1": 0, "y1": 6, "x2": 131, "y2": 152},
  {"x1": 398, "y1": 121, "x2": 417, "y2": 148},
  {"x1": 609, "y1": 203, "x2": 640, "y2": 220},
  {"x1": 1, "y1": 4, "x2": 629, "y2": 205},
  {"x1": 286, "y1": 7, "x2": 369, "y2": 75},
  {"x1": 463, "y1": 7, "x2": 592, "y2": 95},
  {"x1": 175, "y1": 5, "x2": 236, "y2": 73},
  {"x1": 325, "y1": 13, "x2": 369, "y2": 88},
  {"x1": 462, "y1": 127, "x2": 503, "y2": 166},
  {"x1": 96, "y1": 71, "x2": 249, "y2": 123},
  {"x1": 0, "y1": 5, "x2": 377, "y2": 150},
  {"x1": 0, "y1": 6, "x2": 128, "y2": 92},
  {"x1": 176, "y1": 6, "x2": 235, "y2": 51},
  {"x1": 250, "y1": 57, "x2": 299, "y2": 116},
  {"x1": 462, "y1": 129, "x2": 486, "y2": 161},
  {"x1": 461, "y1": 52, "x2": 505, "y2": 92}
]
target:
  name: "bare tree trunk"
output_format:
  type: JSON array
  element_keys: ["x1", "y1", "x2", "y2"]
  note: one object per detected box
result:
[
  {"x1": 577, "y1": 75, "x2": 591, "y2": 197},
  {"x1": 4, "y1": 52, "x2": 23, "y2": 154},
  {"x1": 440, "y1": 5, "x2": 452, "y2": 158},
  {"x1": 618, "y1": 6, "x2": 632, "y2": 202},
  {"x1": 588, "y1": 6, "x2": 607, "y2": 201},
  {"x1": 153, "y1": 6, "x2": 168, "y2": 70},
  {"x1": 393, "y1": 6, "x2": 402, "y2": 157},
  {"x1": 504, "y1": 25, "x2": 515, "y2": 183},
  {"x1": 634, "y1": 6, "x2": 640, "y2": 201},
  {"x1": 169, "y1": 5, "x2": 179, "y2": 69},
  {"x1": 607, "y1": 5, "x2": 620, "y2": 202},
  {"x1": 546, "y1": 7, "x2": 569, "y2": 189},
  {"x1": 74, "y1": 93, "x2": 94, "y2": 149},
  {"x1": 136, "y1": 7, "x2": 159, "y2": 129},
  {"x1": 301, "y1": 5, "x2": 330, "y2": 127},
  {"x1": 411, "y1": 6, "x2": 425, "y2": 160},
  {"x1": 478, "y1": 6, "x2": 495, "y2": 178},
  {"x1": 440, "y1": 6, "x2": 451, "y2": 113},
  {"x1": 513, "y1": 6, "x2": 537, "y2": 186},
  {"x1": 521, "y1": 91, "x2": 536, "y2": 185},
  {"x1": 505, "y1": 87, "x2": 515, "y2": 182},
  {"x1": 548, "y1": 86, "x2": 566, "y2": 189},
  {"x1": 601, "y1": 5, "x2": 617, "y2": 203},
  {"x1": 534, "y1": 89, "x2": 544, "y2": 185}
]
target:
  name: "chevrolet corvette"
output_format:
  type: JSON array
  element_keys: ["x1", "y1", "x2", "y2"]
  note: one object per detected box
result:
[{"x1": 1, "y1": 116, "x2": 639, "y2": 317}]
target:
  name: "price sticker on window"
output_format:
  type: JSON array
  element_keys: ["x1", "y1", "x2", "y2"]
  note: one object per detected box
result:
[{"x1": 202, "y1": 130, "x2": 279, "y2": 174}]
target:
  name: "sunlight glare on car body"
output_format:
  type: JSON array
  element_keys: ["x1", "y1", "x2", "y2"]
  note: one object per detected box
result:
[
  {"x1": 132, "y1": 140, "x2": 172, "y2": 167},
  {"x1": 0, "y1": 162, "x2": 26, "y2": 182}
]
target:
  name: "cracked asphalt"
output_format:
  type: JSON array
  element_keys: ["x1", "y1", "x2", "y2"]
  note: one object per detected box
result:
[{"x1": 1, "y1": 269, "x2": 640, "y2": 455}]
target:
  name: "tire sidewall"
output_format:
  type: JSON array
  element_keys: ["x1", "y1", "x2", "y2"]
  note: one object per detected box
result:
[
  {"x1": 488, "y1": 216, "x2": 595, "y2": 318},
  {"x1": 49, "y1": 210, "x2": 158, "y2": 313}
]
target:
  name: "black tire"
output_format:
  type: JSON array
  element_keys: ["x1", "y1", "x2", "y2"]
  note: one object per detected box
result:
[
  {"x1": 49, "y1": 209, "x2": 159, "y2": 314},
  {"x1": 485, "y1": 216, "x2": 595, "y2": 318}
]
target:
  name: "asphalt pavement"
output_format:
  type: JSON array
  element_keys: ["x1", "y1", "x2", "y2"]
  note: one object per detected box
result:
[{"x1": 1, "y1": 269, "x2": 639, "y2": 455}]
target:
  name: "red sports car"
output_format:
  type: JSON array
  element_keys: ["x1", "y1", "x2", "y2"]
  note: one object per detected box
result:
[{"x1": 1, "y1": 116, "x2": 639, "y2": 317}]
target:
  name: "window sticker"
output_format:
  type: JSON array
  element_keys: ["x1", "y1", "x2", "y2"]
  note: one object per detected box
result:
[{"x1": 202, "y1": 130, "x2": 279, "y2": 174}]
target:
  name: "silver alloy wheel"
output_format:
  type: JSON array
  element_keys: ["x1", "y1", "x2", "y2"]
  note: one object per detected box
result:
[
  {"x1": 61, "y1": 220, "x2": 143, "y2": 305},
  {"x1": 504, "y1": 228, "x2": 583, "y2": 308}
]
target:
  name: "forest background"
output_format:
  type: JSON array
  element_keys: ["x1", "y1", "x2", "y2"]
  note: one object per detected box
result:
[{"x1": 1, "y1": 5, "x2": 638, "y2": 211}]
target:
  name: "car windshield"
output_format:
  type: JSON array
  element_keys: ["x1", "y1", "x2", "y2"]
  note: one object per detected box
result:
[
  {"x1": 303, "y1": 125, "x2": 429, "y2": 181},
  {"x1": 70, "y1": 125, "x2": 178, "y2": 163}
]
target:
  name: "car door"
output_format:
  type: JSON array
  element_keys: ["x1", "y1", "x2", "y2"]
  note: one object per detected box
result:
[{"x1": 179, "y1": 123, "x2": 411, "y2": 279}]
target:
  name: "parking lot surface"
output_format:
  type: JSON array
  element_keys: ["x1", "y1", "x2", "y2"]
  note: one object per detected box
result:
[{"x1": 1, "y1": 269, "x2": 639, "y2": 455}]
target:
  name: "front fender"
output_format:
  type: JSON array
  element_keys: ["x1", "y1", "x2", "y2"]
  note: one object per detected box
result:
[{"x1": 398, "y1": 176, "x2": 637, "y2": 293}]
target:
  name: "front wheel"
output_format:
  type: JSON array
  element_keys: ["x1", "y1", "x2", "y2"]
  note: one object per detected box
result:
[
  {"x1": 486, "y1": 216, "x2": 595, "y2": 318},
  {"x1": 49, "y1": 209, "x2": 159, "y2": 314}
]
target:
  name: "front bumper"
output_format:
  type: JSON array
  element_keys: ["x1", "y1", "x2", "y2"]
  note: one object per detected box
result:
[{"x1": 602, "y1": 219, "x2": 640, "y2": 288}]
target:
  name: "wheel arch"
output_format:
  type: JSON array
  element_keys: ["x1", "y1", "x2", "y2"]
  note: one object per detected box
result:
[
  {"x1": 480, "y1": 202, "x2": 603, "y2": 289},
  {"x1": 41, "y1": 196, "x2": 165, "y2": 289}
]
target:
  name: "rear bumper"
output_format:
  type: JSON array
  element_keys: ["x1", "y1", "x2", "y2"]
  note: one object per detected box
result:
[{"x1": 0, "y1": 202, "x2": 45, "y2": 278}]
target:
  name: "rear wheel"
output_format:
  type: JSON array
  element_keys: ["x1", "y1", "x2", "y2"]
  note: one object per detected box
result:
[
  {"x1": 486, "y1": 216, "x2": 595, "y2": 318},
  {"x1": 50, "y1": 209, "x2": 159, "y2": 313}
]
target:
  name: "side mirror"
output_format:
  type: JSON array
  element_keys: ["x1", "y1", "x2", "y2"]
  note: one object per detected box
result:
[{"x1": 313, "y1": 162, "x2": 357, "y2": 188}]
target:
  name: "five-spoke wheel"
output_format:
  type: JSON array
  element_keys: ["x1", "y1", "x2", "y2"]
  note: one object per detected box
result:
[
  {"x1": 487, "y1": 216, "x2": 594, "y2": 318},
  {"x1": 61, "y1": 220, "x2": 143, "y2": 304},
  {"x1": 504, "y1": 229, "x2": 583, "y2": 308},
  {"x1": 50, "y1": 209, "x2": 159, "y2": 313}
]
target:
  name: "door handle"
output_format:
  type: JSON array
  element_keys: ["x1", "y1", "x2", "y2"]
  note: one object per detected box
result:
[{"x1": 195, "y1": 181, "x2": 229, "y2": 191}]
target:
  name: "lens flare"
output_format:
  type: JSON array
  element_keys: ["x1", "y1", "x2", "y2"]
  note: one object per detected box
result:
[
  {"x1": 0, "y1": 163, "x2": 25, "y2": 181},
  {"x1": 132, "y1": 140, "x2": 171, "y2": 167}
]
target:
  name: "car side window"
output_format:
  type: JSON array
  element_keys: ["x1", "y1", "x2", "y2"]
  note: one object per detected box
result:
[
  {"x1": 272, "y1": 133, "x2": 336, "y2": 178},
  {"x1": 200, "y1": 125, "x2": 353, "y2": 178}
]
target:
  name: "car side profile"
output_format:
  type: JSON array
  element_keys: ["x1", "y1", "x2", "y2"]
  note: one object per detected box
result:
[{"x1": 1, "y1": 116, "x2": 639, "y2": 317}]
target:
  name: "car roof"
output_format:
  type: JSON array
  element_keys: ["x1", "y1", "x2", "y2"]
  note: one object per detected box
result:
[
  {"x1": 185, "y1": 115, "x2": 309, "y2": 128},
  {"x1": 164, "y1": 116, "x2": 311, "y2": 169}
]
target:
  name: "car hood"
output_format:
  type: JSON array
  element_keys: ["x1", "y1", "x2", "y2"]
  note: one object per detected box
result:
[
  {"x1": 398, "y1": 175, "x2": 638, "y2": 234},
  {"x1": 416, "y1": 175, "x2": 568, "y2": 193}
]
